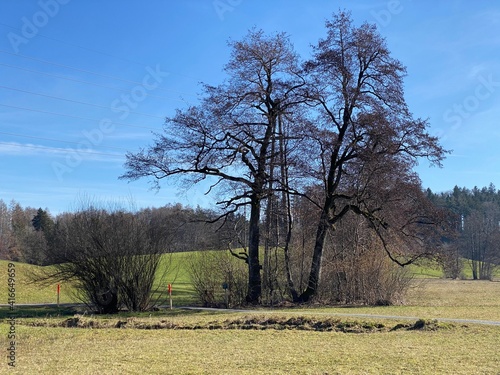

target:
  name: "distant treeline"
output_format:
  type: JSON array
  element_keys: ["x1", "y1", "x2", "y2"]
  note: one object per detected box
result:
[
  {"x1": 0, "y1": 201, "x2": 244, "y2": 265},
  {"x1": 426, "y1": 183, "x2": 500, "y2": 279}
]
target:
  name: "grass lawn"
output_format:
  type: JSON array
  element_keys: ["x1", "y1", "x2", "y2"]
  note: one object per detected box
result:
[
  {"x1": 0, "y1": 260, "x2": 75, "y2": 304},
  {"x1": 303, "y1": 278, "x2": 500, "y2": 322},
  {"x1": 0, "y1": 317, "x2": 498, "y2": 374},
  {"x1": 153, "y1": 252, "x2": 197, "y2": 306},
  {"x1": 0, "y1": 281, "x2": 499, "y2": 374}
]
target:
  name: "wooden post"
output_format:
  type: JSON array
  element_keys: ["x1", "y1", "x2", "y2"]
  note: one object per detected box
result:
[
  {"x1": 168, "y1": 283, "x2": 172, "y2": 310},
  {"x1": 222, "y1": 283, "x2": 229, "y2": 308}
]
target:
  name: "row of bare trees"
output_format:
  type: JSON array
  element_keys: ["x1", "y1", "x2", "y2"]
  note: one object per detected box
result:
[
  {"x1": 35, "y1": 202, "x2": 246, "y2": 312},
  {"x1": 462, "y1": 204, "x2": 500, "y2": 280},
  {"x1": 122, "y1": 11, "x2": 447, "y2": 304},
  {"x1": 0, "y1": 200, "x2": 239, "y2": 266}
]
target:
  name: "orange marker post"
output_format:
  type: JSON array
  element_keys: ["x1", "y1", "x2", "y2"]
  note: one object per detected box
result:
[{"x1": 168, "y1": 283, "x2": 172, "y2": 310}]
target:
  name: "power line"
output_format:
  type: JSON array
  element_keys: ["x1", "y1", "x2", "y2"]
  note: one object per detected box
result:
[
  {"x1": 0, "y1": 49, "x2": 198, "y2": 98},
  {"x1": 0, "y1": 21, "x2": 200, "y2": 83},
  {"x1": 0, "y1": 104, "x2": 160, "y2": 131},
  {"x1": 0, "y1": 85, "x2": 165, "y2": 120},
  {"x1": 0, "y1": 62, "x2": 188, "y2": 103},
  {"x1": 0, "y1": 21, "x2": 150, "y2": 68}
]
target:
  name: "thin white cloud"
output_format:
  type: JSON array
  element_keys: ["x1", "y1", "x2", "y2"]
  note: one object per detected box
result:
[
  {"x1": 0, "y1": 141, "x2": 67, "y2": 156},
  {"x1": 0, "y1": 141, "x2": 124, "y2": 162}
]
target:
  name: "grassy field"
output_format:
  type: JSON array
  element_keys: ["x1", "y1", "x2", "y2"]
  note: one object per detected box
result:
[
  {"x1": 1, "y1": 256, "x2": 499, "y2": 374},
  {"x1": 0, "y1": 260, "x2": 76, "y2": 304},
  {"x1": 1, "y1": 321, "x2": 498, "y2": 374},
  {"x1": 306, "y1": 279, "x2": 500, "y2": 322}
]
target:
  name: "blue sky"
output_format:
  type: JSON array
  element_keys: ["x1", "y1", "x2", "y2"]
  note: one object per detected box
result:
[{"x1": 1, "y1": 0, "x2": 499, "y2": 214}]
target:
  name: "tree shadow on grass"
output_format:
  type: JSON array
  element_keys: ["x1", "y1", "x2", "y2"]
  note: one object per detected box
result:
[
  {"x1": 0, "y1": 305, "x2": 78, "y2": 319},
  {"x1": 0, "y1": 305, "x2": 223, "y2": 320}
]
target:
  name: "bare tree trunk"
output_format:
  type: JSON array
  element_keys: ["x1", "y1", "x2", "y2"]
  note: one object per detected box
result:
[
  {"x1": 471, "y1": 259, "x2": 478, "y2": 280},
  {"x1": 299, "y1": 210, "x2": 330, "y2": 302},
  {"x1": 263, "y1": 129, "x2": 276, "y2": 303},
  {"x1": 247, "y1": 194, "x2": 262, "y2": 304},
  {"x1": 282, "y1": 215, "x2": 298, "y2": 300},
  {"x1": 278, "y1": 113, "x2": 299, "y2": 301}
]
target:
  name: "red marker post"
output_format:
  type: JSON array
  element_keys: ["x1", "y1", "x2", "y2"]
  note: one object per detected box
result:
[
  {"x1": 57, "y1": 284, "x2": 60, "y2": 307},
  {"x1": 168, "y1": 283, "x2": 172, "y2": 310}
]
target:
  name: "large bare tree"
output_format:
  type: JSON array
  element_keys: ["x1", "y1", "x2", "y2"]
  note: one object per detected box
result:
[
  {"x1": 121, "y1": 30, "x2": 306, "y2": 304},
  {"x1": 296, "y1": 12, "x2": 447, "y2": 301},
  {"x1": 122, "y1": 13, "x2": 447, "y2": 305}
]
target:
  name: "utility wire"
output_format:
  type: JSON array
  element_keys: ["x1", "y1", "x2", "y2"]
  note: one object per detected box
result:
[
  {"x1": 0, "y1": 85, "x2": 165, "y2": 119},
  {"x1": 0, "y1": 104, "x2": 160, "y2": 131},
  {"x1": 0, "y1": 21, "x2": 200, "y2": 83},
  {"x1": 0, "y1": 21, "x2": 151, "y2": 68},
  {"x1": 0, "y1": 49, "x2": 198, "y2": 98},
  {"x1": 0, "y1": 22, "x2": 202, "y2": 161},
  {"x1": 0, "y1": 62, "x2": 187, "y2": 103}
]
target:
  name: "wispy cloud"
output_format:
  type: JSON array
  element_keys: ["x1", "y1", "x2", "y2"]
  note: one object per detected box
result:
[{"x1": 0, "y1": 141, "x2": 124, "y2": 162}]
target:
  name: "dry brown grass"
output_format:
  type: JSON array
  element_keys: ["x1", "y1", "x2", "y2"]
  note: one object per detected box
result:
[
  {"x1": 306, "y1": 279, "x2": 500, "y2": 322},
  {"x1": 1, "y1": 322, "x2": 498, "y2": 374}
]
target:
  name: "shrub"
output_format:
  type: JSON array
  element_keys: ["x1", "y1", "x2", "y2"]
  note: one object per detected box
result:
[
  {"x1": 187, "y1": 250, "x2": 247, "y2": 307},
  {"x1": 37, "y1": 204, "x2": 170, "y2": 313}
]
